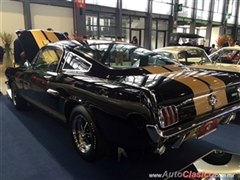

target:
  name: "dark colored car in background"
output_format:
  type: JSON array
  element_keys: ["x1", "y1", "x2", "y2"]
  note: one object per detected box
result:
[{"x1": 5, "y1": 30, "x2": 240, "y2": 162}]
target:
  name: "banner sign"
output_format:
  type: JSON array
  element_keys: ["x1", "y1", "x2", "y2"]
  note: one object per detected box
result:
[{"x1": 75, "y1": 0, "x2": 86, "y2": 9}]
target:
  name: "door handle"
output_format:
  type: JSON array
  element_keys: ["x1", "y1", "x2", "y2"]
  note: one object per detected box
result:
[
  {"x1": 44, "y1": 75, "x2": 52, "y2": 81},
  {"x1": 47, "y1": 89, "x2": 59, "y2": 97}
]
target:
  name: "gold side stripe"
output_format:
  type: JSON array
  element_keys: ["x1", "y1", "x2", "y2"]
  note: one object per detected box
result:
[{"x1": 31, "y1": 30, "x2": 49, "y2": 49}]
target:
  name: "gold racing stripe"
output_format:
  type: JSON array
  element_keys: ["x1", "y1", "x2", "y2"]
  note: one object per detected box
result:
[
  {"x1": 31, "y1": 30, "x2": 49, "y2": 49},
  {"x1": 144, "y1": 68, "x2": 213, "y2": 116},
  {"x1": 43, "y1": 31, "x2": 60, "y2": 42},
  {"x1": 192, "y1": 71, "x2": 228, "y2": 108}
]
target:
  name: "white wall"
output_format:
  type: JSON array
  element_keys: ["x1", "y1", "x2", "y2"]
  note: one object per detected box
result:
[
  {"x1": 30, "y1": 4, "x2": 74, "y2": 38},
  {"x1": 210, "y1": 27, "x2": 220, "y2": 48},
  {"x1": 0, "y1": 1, "x2": 25, "y2": 46}
]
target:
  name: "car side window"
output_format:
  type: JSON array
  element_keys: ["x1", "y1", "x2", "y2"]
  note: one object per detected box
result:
[
  {"x1": 33, "y1": 47, "x2": 63, "y2": 72},
  {"x1": 62, "y1": 52, "x2": 92, "y2": 72}
]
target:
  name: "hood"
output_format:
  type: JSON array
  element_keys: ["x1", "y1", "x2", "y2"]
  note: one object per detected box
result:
[
  {"x1": 16, "y1": 29, "x2": 67, "y2": 62},
  {"x1": 190, "y1": 63, "x2": 240, "y2": 73}
]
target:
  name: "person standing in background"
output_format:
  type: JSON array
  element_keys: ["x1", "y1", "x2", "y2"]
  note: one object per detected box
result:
[
  {"x1": 210, "y1": 44, "x2": 217, "y2": 54},
  {"x1": 64, "y1": 32, "x2": 71, "y2": 40},
  {"x1": 47, "y1": 28, "x2": 54, "y2": 31},
  {"x1": 130, "y1": 36, "x2": 138, "y2": 45}
]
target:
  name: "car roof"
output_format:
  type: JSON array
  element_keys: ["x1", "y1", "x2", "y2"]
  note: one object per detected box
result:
[
  {"x1": 153, "y1": 46, "x2": 204, "y2": 53},
  {"x1": 218, "y1": 46, "x2": 240, "y2": 50}
]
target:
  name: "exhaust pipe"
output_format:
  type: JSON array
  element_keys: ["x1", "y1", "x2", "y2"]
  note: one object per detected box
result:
[
  {"x1": 157, "y1": 145, "x2": 166, "y2": 155},
  {"x1": 220, "y1": 113, "x2": 236, "y2": 125}
]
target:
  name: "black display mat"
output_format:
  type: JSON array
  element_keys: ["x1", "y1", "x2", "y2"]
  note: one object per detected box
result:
[{"x1": 1, "y1": 95, "x2": 240, "y2": 180}]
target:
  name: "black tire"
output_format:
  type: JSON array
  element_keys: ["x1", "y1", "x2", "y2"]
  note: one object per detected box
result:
[
  {"x1": 11, "y1": 83, "x2": 27, "y2": 111},
  {"x1": 69, "y1": 106, "x2": 109, "y2": 162},
  {"x1": 202, "y1": 151, "x2": 232, "y2": 165}
]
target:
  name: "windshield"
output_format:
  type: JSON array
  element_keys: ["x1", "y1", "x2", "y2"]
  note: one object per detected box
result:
[
  {"x1": 210, "y1": 49, "x2": 240, "y2": 64},
  {"x1": 75, "y1": 43, "x2": 180, "y2": 69},
  {"x1": 177, "y1": 49, "x2": 211, "y2": 65}
]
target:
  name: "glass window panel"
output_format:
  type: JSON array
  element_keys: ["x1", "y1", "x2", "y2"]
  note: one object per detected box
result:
[
  {"x1": 203, "y1": 0, "x2": 211, "y2": 11},
  {"x1": 177, "y1": 28, "x2": 184, "y2": 33},
  {"x1": 122, "y1": 16, "x2": 130, "y2": 28},
  {"x1": 152, "y1": 19, "x2": 157, "y2": 30},
  {"x1": 100, "y1": 27, "x2": 115, "y2": 37},
  {"x1": 196, "y1": 10, "x2": 209, "y2": 20},
  {"x1": 239, "y1": 11, "x2": 240, "y2": 24},
  {"x1": 157, "y1": 20, "x2": 168, "y2": 30},
  {"x1": 85, "y1": 0, "x2": 117, "y2": 8},
  {"x1": 131, "y1": 17, "x2": 145, "y2": 29},
  {"x1": 213, "y1": 13, "x2": 222, "y2": 22},
  {"x1": 99, "y1": 13, "x2": 115, "y2": 27},
  {"x1": 86, "y1": 26, "x2": 98, "y2": 37},
  {"x1": 122, "y1": 0, "x2": 148, "y2": 12},
  {"x1": 86, "y1": 13, "x2": 98, "y2": 26},
  {"x1": 151, "y1": 30, "x2": 156, "y2": 50},
  {"x1": 122, "y1": 28, "x2": 130, "y2": 43},
  {"x1": 227, "y1": 16, "x2": 236, "y2": 24},
  {"x1": 214, "y1": 0, "x2": 224, "y2": 13},
  {"x1": 153, "y1": 0, "x2": 172, "y2": 3},
  {"x1": 152, "y1": 2, "x2": 171, "y2": 15},
  {"x1": 179, "y1": 0, "x2": 194, "y2": 8},
  {"x1": 178, "y1": 7, "x2": 193, "y2": 18},
  {"x1": 228, "y1": 0, "x2": 237, "y2": 16},
  {"x1": 196, "y1": 0, "x2": 203, "y2": 10}
]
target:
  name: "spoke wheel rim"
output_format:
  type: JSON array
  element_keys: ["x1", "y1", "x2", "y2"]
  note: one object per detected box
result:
[
  {"x1": 12, "y1": 88, "x2": 17, "y2": 106},
  {"x1": 72, "y1": 114, "x2": 92, "y2": 154}
]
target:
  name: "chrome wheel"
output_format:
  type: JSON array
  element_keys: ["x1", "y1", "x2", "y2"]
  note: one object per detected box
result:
[
  {"x1": 10, "y1": 83, "x2": 27, "y2": 111},
  {"x1": 12, "y1": 88, "x2": 17, "y2": 106},
  {"x1": 72, "y1": 114, "x2": 92, "y2": 154}
]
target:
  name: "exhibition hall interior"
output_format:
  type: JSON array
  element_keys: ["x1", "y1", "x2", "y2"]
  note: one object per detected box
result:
[{"x1": 0, "y1": 0, "x2": 240, "y2": 179}]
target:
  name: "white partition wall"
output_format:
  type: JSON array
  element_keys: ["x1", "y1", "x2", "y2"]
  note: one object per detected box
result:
[
  {"x1": 30, "y1": 3, "x2": 74, "y2": 38},
  {"x1": 0, "y1": 1, "x2": 25, "y2": 45},
  {"x1": 210, "y1": 27, "x2": 220, "y2": 48}
]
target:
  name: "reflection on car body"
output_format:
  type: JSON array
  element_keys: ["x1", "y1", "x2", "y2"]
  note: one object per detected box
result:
[{"x1": 5, "y1": 29, "x2": 240, "y2": 162}]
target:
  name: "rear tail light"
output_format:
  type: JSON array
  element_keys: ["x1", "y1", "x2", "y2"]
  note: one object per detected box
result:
[{"x1": 159, "y1": 105, "x2": 179, "y2": 128}]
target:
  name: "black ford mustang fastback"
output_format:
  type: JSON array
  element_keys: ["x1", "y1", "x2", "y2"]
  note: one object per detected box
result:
[{"x1": 5, "y1": 30, "x2": 240, "y2": 162}]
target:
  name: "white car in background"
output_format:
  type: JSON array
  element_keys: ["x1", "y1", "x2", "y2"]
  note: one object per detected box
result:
[
  {"x1": 154, "y1": 46, "x2": 240, "y2": 73},
  {"x1": 153, "y1": 46, "x2": 211, "y2": 66}
]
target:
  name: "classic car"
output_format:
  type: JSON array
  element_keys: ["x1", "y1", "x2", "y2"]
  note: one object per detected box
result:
[
  {"x1": 168, "y1": 33, "x2": 211, "y2": 54},
  {"x1": 207, "y1": 46, "x2": 240, "y2": 73},
  {"x1": 153, "y1": 46, "x2": 240, "y2": 73},
  {"x1": 5, "y1": 29, "x2": 240, "y2": 162},
  {"x1": 153, "y1": 46, "x2": 211, "y2": 66}
]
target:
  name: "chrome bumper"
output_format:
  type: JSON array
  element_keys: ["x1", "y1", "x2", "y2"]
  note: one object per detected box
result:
[{"x1": 147, "y1": 103, "x2": 240, "y2": 141}]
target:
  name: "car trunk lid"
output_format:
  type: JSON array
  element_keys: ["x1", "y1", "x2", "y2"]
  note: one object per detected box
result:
[{"x1": 16, "y1": 29, "x2": 67, "y2": 63}]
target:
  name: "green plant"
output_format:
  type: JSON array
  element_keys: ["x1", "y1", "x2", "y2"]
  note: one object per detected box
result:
[
  {"x1": 0, "y1": 32, "x2": 14, "y2": 58},
  {"x1": 216, "y1": 34, "x2": 234, "y2": 48}
]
